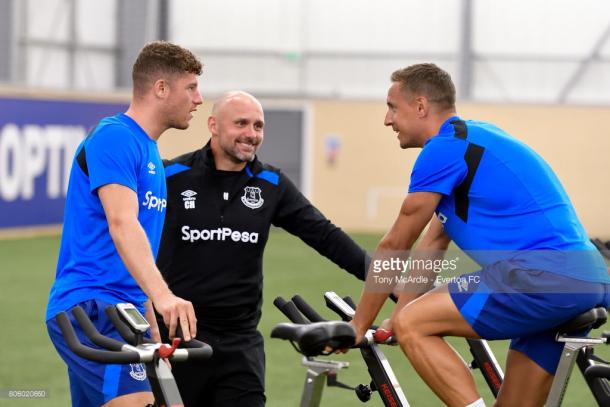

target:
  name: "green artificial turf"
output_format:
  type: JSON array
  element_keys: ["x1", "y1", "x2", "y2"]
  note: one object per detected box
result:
[{"x1": 0, "y1": 230, "x2": 608, "y2": 406}]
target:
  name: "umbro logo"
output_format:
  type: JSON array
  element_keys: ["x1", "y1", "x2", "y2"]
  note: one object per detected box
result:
[
  {"x1": 181, "y1": 190, "x2": 197, "y2": 209},
  {"x1": 437, "y1": 212, "x2": 447, "y2": 225},
  {"x1": 147, "y1": 162, "x2": 156, "y2": 174}
]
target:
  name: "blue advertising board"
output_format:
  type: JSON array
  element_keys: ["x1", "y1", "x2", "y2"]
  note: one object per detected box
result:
[{"x1": 0, "y1": 96, "x2": 128, "y2": 229}]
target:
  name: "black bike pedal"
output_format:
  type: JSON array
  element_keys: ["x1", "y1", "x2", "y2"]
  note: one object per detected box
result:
[{"x1": 355, "y1": 383, "x2": 373, "y2": 402}]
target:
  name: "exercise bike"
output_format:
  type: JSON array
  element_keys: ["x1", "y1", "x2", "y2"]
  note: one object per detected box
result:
[
  {"x1": 272, "y1": 291, "x2": 610, "y2": 406},
  {"x1": 55, "y1": 303, "x2": 213, "y2": 407},
  {"x1": 271, "y1": 292, "x2": 502, "y2": 406}
]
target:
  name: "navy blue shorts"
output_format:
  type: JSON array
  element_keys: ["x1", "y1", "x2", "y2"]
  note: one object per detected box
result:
[
  {"x1": 46, "y1": 299, "x2": 151, "y2": 406},
  {"x1": 448, "y1": 263, "x2": 610, "y2": 374}
]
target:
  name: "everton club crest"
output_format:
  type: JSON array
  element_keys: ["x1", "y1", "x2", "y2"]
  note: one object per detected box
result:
[
  {"x1": 241, "y1": 186, "x2": 264, "y2": 209},
  {"x1": 129, "y1": 363, "x2": 147, "y2": 381}
]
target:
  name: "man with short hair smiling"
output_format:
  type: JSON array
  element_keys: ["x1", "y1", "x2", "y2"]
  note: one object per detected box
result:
[
  {"x1": 350, "y1": 63, "x2": 610, "y2": 407},
  {"x1": 157, "y1": 90, "x2": 369, "y2": 406},
  {"x1": 46, "y1": 41, "x2": 203, "y2": 407}
]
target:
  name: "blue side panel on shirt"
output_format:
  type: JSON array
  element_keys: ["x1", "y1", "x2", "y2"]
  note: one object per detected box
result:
[
  {"x1": 165, "y1": 163, "x2": 190, "y2": 178},
  {"x1": 244, "y1": 164, "x2": 279, "y2": 186},
  {"x1": 102, "y1": 364, "x2": 121, "y2": 402},
  {"x1": 256, "y1": 170, "x2": 279, "y2": 186},
  {"x1": 408, "y1": 116, "x2": 609, "y2": 283}
]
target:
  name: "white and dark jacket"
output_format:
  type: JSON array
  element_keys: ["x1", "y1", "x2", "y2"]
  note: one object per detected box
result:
[{"x1": 157, "y1": 142, "x2": 368, "y2": 330}]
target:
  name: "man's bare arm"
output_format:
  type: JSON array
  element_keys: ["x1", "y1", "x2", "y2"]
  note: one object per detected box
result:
[
  {"x1": 144, "y1": 299, "x2": 161, "y2": 342},
  {"x1": 351, "y1": 191, "x2": 442, "y2": 340},
  {"x1": 390, "y1": 215, "x2": 451, "y2": 320},
  {"x1": 98, "y1": 184, "x2": 197, "y2": 340}
]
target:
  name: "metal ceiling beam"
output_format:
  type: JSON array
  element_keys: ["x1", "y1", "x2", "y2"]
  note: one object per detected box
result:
[
  {"x1": 458, "y1": 0, "x2": 474, "y2": 100},
  {"x1": 0, "y1": 0, "x2": 14, "y2": 82},
  {"x1": 557, "y1": 22, "x2": 610, "y2": 103}
]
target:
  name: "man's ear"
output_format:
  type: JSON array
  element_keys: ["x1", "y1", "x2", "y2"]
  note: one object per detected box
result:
[
  {"x1": 208, "y1": 115, "x2": 216, "y2": 134},
  {"x1": 415, "y1": 96, "x2": 428, "y2": 118},
  {"x1": 153, "y1": 79, "x2": 169, "y2": 99}
]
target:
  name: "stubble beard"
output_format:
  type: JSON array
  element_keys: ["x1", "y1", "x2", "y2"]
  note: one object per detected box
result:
[{"x1": 225, "y1": 143, "x2": 257, "y2": 164}]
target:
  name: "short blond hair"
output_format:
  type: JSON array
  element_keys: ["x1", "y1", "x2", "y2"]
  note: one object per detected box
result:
[{"x1": 391, "y1": 63, "x2": 455, "y2": 111}]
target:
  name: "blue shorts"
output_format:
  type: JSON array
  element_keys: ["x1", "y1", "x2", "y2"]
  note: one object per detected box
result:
[
  {"x1": 448, "y1": 263, "x2": 610, "y2": 374},
  {"x1": 46, "y1": 299, "x2": 151, "y2": 407}
]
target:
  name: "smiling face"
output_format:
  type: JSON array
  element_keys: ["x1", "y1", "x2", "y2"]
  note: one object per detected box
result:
[
  {"x1": 209, "y1": 92, "x2": 265, "y2": 170},
  {"x1": 162, "y1": 72, "x2": 203, "y2": 130},
  {"x1": 384, "y1": 81, "x2": 426, "y2": 149}
]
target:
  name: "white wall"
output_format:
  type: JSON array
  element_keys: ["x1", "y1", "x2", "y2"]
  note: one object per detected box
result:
[
  {"x1": 7, "y1": 0, "x2": 610, "y2": 104},
  {"x1": 473, "y1": 0, "x2": 610, "y2": 103},
  {"x1": 171, "y1": 0, "x2": 460, "y2": 98},
  {"x1": 17, "y1": 0, "x2": 117, "y2": 90}
]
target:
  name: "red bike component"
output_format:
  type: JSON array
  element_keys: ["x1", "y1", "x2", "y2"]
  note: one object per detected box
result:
[
  {"x1": 158, "y1": 337, "x2": 181, "y2": 359},
  {"x1": 373, "y1": 328, "x2": 394, "y2": 343}
]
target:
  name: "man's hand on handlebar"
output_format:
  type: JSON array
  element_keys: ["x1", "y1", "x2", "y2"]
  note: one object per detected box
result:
[
  {"x1": 377, "y1": 318, "x2": 393, "y2": 333},
  {"x1": 350, "y1": 320, "x2": 366, "y2": 349},
  {"x1": 152, "y1": 292, "x2": 197, "y2": 341},
  {"x1": 332, "y1": 319, "x2": 394, "y2": 354},
  {"x1": 144, "y1": 301, "x2": 172, "y2": 369},
  {"x1": 373, "y1": 319, "x2": 394, "y2": 343}
]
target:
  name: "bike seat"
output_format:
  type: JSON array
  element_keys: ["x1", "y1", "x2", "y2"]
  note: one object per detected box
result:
[
  {"x1": 585, "y1": 363, "x2": 610, "y2": 380},
  {"x1": 270, "y1": 321, "x2": 356, "y2": 356},
  {"x1": 556, "y1": 307, "x2": 608, "y2": 335}
]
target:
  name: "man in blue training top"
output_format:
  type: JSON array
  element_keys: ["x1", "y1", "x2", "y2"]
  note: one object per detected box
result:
[
  {"x1": 46, "y1": 41, "x2": 203, "y2": 407},
  {"x1": 350, "y1": 63, "x2": 610, "y2": 407}
]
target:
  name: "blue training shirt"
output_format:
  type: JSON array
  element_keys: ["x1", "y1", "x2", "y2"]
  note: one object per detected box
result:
[
  {"x1": 409, "y1": 116, "x2": 609, "y2": 283},
  {"x1": 46, "y1": 113, "x2": 167, "y2": 320}
]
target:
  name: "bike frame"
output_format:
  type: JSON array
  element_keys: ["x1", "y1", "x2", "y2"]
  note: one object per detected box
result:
[{"x1": 276, "y1": 292, "x2": 610, "y2": 407}]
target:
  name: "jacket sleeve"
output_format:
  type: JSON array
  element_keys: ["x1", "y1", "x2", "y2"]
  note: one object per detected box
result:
[{"x1": 272, "y1": 173, "x2": 369, "y2": 280}]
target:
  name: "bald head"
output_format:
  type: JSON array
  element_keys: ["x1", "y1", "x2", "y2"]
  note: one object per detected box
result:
[
  {"x1": 208, "y1": 91, "x2": 265, "y2": 171},
  {"x1": 211, "y1": 91, "x2": 263, "y2": 116}
]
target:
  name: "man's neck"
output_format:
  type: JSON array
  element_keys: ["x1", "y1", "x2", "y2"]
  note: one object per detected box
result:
[
  {"x1": 421, "y1": 110, "x2": 457, "y2": 144},
  {"x1": 124, "y1": 104, "x2": 164, "y2": 141}
]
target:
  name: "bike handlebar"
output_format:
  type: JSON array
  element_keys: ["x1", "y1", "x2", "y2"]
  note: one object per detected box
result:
[
  {"x1": 104, "y1": 306, "x2": 145, "y2": 346},
  {"x1": 56, "y1": 310, "x2": 141, "y2": 363},
  {"x1": 292, "y1": 294, "x2": 327, "y2": 322},
  {"x1": 323, "y1": 292, "x2": 355, "y2": 321},
  {"x1": 273, "y1": 296, "x2": 310, "y2": 324},
  {"x1": 273, "y1": 293, "x2": 396, "y2": 353},
  {"x1": 55, "y1": 305, "x2": 213, "y2": 364}
]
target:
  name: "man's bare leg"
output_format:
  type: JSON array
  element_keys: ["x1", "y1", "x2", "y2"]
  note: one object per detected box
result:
[
  {"x1": 103, "y1": 391, "x2": 154, "y2": 406},
  {"x1": 494, "y1": 350, "x2": 553, "y2": 407},
  {"x1": 392, "y1": 285, "x2": 481, "y2": 407}
]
